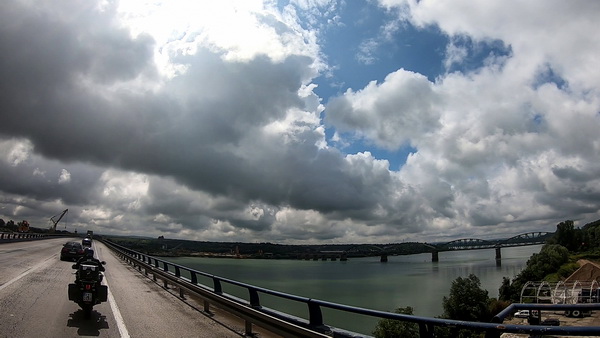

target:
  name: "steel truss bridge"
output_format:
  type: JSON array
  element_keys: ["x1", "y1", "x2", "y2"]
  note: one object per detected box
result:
[
  {"x1": 426, "y1": 231, "x2": 553, "y2": 262},
  {"x1": 437, "y1": 232, "x2": 552, "y2": 251},
  {"x1": 310, "y1": 231, "x2": 554, "y2": 263}
]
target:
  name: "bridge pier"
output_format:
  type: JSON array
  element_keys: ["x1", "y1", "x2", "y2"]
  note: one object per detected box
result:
[
  {"x1": 495, "y1": 247, "x2": 502, "y2": 266},
  {"x1": 432, "y1": 251, "x2": 439, "y2": 262},
  {"x1": 380, "y1": 254, "x2": 388, "y2": 262}
]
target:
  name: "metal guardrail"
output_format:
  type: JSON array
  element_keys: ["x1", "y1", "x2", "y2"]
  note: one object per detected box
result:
[
  {"x1": 0, "y1": 232, "x2": 61, "y2": 242},
  {"x1": 102, "y1": 239, "x2": 600, "y2": 338},
  {"x1": 1, "y1": 232, "x2": 46, "y2": 240}
]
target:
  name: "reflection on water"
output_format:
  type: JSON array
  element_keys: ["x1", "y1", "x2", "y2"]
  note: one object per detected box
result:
[{"x1": 167, "y1": 244, "x2": 542, "y2": 335}]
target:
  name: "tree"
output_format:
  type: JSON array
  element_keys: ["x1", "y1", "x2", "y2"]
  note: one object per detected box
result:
[
  {"x1": 373, "y1": 306, "x2": 419, "y2": 338},
  {"x1": 499, "y1": 244, "x2": 570, "y2": 302},
  {"x1": 6, "y1": 220, "x2": 16, "y2": 231},
  {"x1": 442, "y1": 274, "x2": 490, "y2": 322},
  {"x1": 498, "y1": 276, "x2": 517, "y2": 302},
  {"x1": 549, "y1": 220, "x2": 582, "y2": 251},
  {"x1": 519, "y1": 244, "x2": 569, "y2": 282}
]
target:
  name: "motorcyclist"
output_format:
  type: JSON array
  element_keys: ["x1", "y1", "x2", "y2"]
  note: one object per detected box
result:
[{"x1": 72, "y1": 248, "x2": 105, "y2": 282}]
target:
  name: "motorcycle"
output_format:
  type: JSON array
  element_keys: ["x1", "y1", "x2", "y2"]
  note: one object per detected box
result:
[{"x1": 68, "y1": 253, "x2": 108, "y2": 319}]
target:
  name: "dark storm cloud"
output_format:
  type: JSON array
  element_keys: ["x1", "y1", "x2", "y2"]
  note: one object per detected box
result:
[
  {"x1": 0, "y1": 140, "x2": 103, "y2": 205},
  {"x1": 1, "y1": 0, "x2": 599, "y2": 244},
  {"x1": 0, "y1": 1, "x2": 404, "y2": 237},
  {"x1": 0, "y1": 0, "x2": 156, "y2": 161}
]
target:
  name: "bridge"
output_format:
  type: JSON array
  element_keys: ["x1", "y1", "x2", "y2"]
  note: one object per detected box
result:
[
  {"x1": 337, "y1": 231, "x2": 553, "y2": 262},
  {"x1": 429, "y1": 231, "x2": 553, "y2": 262},
  {"x1": 3, "y1": 234, "x2": 600, "y2": 338}
]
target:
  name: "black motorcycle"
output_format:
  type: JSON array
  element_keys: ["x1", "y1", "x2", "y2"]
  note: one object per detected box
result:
[{"x1": 68, "y1": 251, "x2": 108, "y2": 318}]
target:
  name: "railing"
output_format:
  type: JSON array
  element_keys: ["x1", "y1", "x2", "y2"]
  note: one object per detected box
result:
[
  {"x1": 0, "y1": 232, "x2": 53, "y2": 241},
  {"x1": 102, "y1": 239, "x2": 600, "y2": 338}
]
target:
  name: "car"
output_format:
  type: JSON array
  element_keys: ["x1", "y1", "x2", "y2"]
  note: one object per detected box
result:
[
  {"x1": 82, "y1": 237, "x2": 92, "y2": 248},
  {"x1": 60, "y1": 241, "x2": 85, "y2": 261},
  {"x1": 541, "y1": 318, "x2": 560, "y2": 326},
  {"x1": 514, "y1": 310, "x2": 530, "y2": 318}
]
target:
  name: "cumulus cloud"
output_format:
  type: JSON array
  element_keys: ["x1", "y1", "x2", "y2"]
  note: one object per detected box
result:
[
  {"x1": 326, "y1": 69, "x2": 440, "y2": 149},
  {"x1": 0, "y1": 0, "x2": 598, "y2": 244},
  {"x1": 58, "y1": 169, "x2": 71, "y2": 184}
]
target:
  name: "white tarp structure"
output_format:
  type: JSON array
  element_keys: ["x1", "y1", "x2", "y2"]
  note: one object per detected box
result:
[{"x1": 520, "y1": 280, "x2": 600, "y2": 304}]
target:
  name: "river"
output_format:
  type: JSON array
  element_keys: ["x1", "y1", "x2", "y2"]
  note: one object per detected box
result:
[{"x1": 166, "y1": 244, "x2": 542, "y2": 335}]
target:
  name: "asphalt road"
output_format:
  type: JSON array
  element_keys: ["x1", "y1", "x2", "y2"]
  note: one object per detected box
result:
[{"x1": 0, "y1": 238, "x2": 253, "y2": 338}]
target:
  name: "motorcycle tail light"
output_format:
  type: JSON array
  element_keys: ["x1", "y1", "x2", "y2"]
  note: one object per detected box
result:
[{"x1": 85, "y1": 284, "x2": 91, "y2": 290}]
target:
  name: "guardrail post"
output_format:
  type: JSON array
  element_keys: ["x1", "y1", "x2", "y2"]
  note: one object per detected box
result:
[
  {"x1": 249, "y1": 288, "x2": 260, "y2": 308},
  {"x1": 213, "y1": 278, "x2": 223, "y2": 294},
  {"x1": 245, "y1": 320, "x2": 253, "y2": 336},
  {"x1": 190, "y1": 272, "x2": 198, "y2": 284},
  {"x1": 307, "y1": 300, "x2": 323, "y2": 327},
  {"x1": 419, "y1": 323, "x2": 434, "y2": 338},
  {"x1": 485, "y1": 329, "x2": 501, "y2": 338},
  {"x1": 174, "y1": 266, "x2": 181, "y2": 277}
]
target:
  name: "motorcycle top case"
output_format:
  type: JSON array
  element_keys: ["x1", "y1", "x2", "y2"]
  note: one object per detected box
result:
[{"x1": 79, "y1": 264, "x2": 100, "y2": 280}]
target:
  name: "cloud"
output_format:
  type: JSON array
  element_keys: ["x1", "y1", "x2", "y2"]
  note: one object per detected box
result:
[
  {"x1": 326, "y1": 69, "x2": 440, "y2": 149},
  {"x1": 325, "y1": 0, "x2": 600, "y2": 235},
  {"x1": 0, "y1": 0, "x2": 598, "y2": 244},
  {"x1": 58, "y1": 169, "x2": 71, "y2": 184}
]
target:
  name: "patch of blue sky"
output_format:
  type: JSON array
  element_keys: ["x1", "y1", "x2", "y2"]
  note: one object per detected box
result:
[
  {"x1": 312, "y1": 2, "x2": 448, "y2": 101},
  {"x1": 444, "y1": 36, "x2": 512, "y2": 75},
  {"x1": 308, "y1": 1, "x2": 447, "y2": 171},
  {"x1": 532, "y1": 63, "x2": 567, "y2": 90},
  {"x1": 325, "y1": 128, "x2": 417, "y2": 171},
  {"x1": 296, "y1": 2, "x2": 512, "y2": 171}
]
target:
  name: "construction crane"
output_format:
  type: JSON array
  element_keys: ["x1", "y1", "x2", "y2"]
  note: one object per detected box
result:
[{"x1": 50, "y1": 209, "x2": 68, "y2": 233}]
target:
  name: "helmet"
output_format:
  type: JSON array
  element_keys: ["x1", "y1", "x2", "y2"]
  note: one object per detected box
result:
[{"x1": 84, "y1": 248, "x2": 94, "y2": 258}]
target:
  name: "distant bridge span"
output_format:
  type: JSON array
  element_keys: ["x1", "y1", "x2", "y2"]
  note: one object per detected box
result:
[
  {"x1": 320, "y1": 231, "x2": 554, "y2": 262},
  {"x1": 427, "y1": 231, "x2": 552, "y2": 262}
]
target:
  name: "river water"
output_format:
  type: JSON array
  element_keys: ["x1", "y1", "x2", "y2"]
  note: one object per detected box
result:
[{"x1": 166, "y1": 244, "x2": 542, "y2": 335}]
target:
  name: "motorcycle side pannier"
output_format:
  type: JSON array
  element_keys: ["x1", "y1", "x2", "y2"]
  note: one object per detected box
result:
[
  {"x1": 97, "y1": 285, "x2": 108, "y2": 302},
  {"x1": 68, "y1": 283, "x2": 80, "y2": 301}
]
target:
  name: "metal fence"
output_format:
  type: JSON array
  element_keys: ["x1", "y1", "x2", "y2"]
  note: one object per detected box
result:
[
  {"x1": 0, "y1": 232, "x2": 54, "y2": 241},
  {"x1": 102, "y1": 239, "x2": 600, "y2": 338}
]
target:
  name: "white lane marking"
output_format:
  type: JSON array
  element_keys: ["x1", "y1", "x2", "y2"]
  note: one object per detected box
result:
[
  {"x1": 0, "y1": 255, "x2": 55, "y2": 292},
  {"x1": 96, "y1": 247, "x2": 131, "y2": 338},
  {"x1": 104, "y1": 274, "x2": 131, "y2": 338}
]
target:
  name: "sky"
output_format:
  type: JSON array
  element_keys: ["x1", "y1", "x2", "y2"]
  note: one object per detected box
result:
[{"x1": 1, "y1": 0, "x2": 599, "y2": 244}]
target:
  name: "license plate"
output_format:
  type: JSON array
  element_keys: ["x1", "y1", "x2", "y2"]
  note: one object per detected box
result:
[{"x1": 83, "y1": 292, "x2": 92, "y2": 302}]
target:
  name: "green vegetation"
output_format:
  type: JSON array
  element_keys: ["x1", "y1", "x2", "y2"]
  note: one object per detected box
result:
[
  {"x1": 375, "y1": 218, "x2": 600, "y2": 337},
  {"x1": 0, "y1": 218, "x2": 68, "y2": 234},
  {"x1": 103, "y1": 235, "x2": 435, "y2": 259},
  {"x1": 442, "y1": 274, "x2": 491, "y2": 322},
  {"x1": 373, "y1": 274, "x2": 496, "y2": 338},
  {"x1": 372, "y1": 306, "x2": 419, "y2": 338},
  {"x1": 498, "y1": 243, "x2": 570, "y2": 301},
  {"x1": 499, "y1": 218, "x2": 600, "y2": 302}
]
